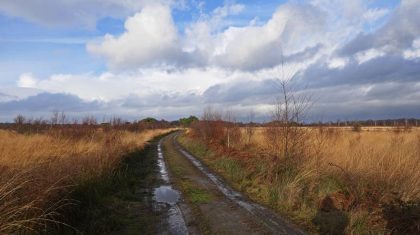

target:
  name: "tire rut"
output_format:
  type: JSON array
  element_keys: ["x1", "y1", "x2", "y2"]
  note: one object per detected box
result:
[{"x1": 162, "y1": 132, "x2": 305, "y2": 235}]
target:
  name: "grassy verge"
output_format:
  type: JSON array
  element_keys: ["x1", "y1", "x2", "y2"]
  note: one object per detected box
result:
[{"x1": 47, "y1": 136, "x2": 165, "y2": 234}]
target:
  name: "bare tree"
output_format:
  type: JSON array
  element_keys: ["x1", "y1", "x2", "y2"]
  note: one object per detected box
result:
[
  {"x1": 198, "y1": 105, "x2": 223, "y2": 143},
  {"x1": 224, "y1": 109, "x2": 236, "y2": 148},
  {"x1": 51, "y1": 111, "x2": 59, "y2": 126},
  {"x1": 244, "y1": 110, "x2": 255, "y2": 146},
  {"x1": 58, "y1": 112, "x2": 67, "y2": 125},
  {"x1": 202, "y1": 105, "x2": 222, "y2": 121},
  {"x1": 266, "y1": 59, "x2": 312, "y2": 160},
  {"x1": 82, "y1": 115, "x2": 97, "y2": 125},
  {"x1": 111, "y1": 116, "x2": 123, "y2": 126},
  {"x1": 14, "y1": 114, "x2": 25, "y2": 125}
]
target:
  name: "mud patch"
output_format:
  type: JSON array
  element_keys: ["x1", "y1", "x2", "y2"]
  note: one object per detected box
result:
[{"x1": 153, "y1": 140, "x2": 188, "y2": 234}]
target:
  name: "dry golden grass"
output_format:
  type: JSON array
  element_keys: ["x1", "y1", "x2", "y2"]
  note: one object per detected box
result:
[
  {"x1": 247, "y1": 127, "x2": 420, "y2": 201},
  {"x1": 242, "y1": 127, "x2": 420, "y2": 233},
  {"x1": 183, "y1": 126, "x2": 420, "y2": 233},
  {"x1": 0, "y1": 128, "x2": 174, "y2": 233}
]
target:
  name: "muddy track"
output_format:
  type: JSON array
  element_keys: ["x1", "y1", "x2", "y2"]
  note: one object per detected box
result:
[{"x1": 162, "y1": 132, "x2": 305, "y2": 235}]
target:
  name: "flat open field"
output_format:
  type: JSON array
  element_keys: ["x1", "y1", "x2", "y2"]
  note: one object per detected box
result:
[{"x1": 180, "y1": 126, "x2": 420, "y2": 234}]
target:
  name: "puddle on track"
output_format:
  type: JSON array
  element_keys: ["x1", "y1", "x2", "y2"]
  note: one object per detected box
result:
[
  {"x1": 153, "y1": 186, "x2": 180, "y2": 205},
  {"x1": 174, "y1": 138, "x2": 305, "y2": 235},
  {"x1": 153, "y1": 139, "x2": 188, "y2": 235}
]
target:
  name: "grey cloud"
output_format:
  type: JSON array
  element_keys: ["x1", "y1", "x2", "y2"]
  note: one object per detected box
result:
[
  {"x1": 339, "y1": 0, "x2": 420, "y2": 56},
  {"x1": 365, "y1": 82, "x2": 420, "y2": 100},
  {"x1": 301, "y1": 55, "x2": 420, "y2": 88},
  {"x1": 304, "y1": 82, "x2": 420, "y2": 121},
  {"x1": 119, "y1": 76, "x2": 420, "y2": 122},
  {"x1": 0, "y1": 93, "x2": 17, "y2": 102},
  {"x1": 203, "y1": 79, "x2": 279, "y2": 104},
  {"x1": 122, "y1": 92, "x2": 202, "y2": 108},
  {"x1": 312, "y1": 101, "x2": 420, "y2": 121},
  {"x1": 216, "y1": 43, "x2": 324, "y2": 71},
  {"x1": 199, "y1": 78, "x2": 420, "y2": 121},
  {"x1": 338, "y1": 33, "x2": 375, "y2": 56},
  {"x1": 1, "y1": 79, "x2": 419, "y2": 123},
  {"x1": 0, "y1": 92, "x2": 103, "y2": 112},
  {"x1": 285, "y1": 44, "x2": 324, "y2": 64}
]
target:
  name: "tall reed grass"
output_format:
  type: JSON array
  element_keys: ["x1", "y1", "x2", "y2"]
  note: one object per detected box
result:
[
  {"x1": 181, "y1": 127, "x2": 420, "y2": 234},
  {"x1": 0, "y1": 128, "x2": 173, "y2": 233}
]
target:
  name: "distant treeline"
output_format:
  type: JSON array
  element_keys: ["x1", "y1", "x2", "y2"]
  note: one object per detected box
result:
[
  {"x1": 0, "y1": 113, "x2": 201, "y2": 134},
  {"x1": 1, "y1": 113, "x2": 419, "y2": 133},
  {"x1": 306, "y1": 118, "x2": 420, "y2": 127},
  {"x1": 230, "y1": 118, "x2": 420, "y2": 127}
]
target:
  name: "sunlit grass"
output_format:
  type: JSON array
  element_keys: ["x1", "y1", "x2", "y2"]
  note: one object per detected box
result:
[
  {"x1": 0, "y1": 128, "x2": 174, "y2": 233},
  {"x1": 180, "y1": 127, "x2": 420, "y2": 234}
]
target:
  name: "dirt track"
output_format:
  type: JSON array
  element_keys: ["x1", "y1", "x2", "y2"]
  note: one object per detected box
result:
[{"x1": 162, "y1": 132, "x2": 305, "y2": 235}]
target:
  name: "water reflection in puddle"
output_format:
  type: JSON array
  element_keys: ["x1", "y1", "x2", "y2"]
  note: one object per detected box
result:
[
  {"x1": 153, "y1": 140, "x2": 188, "y2": 234},
  {"x1": 153, "y1": 185, "x2": 180, "y2": 205},
  {"x1": 157, "y1": 143, "x2": 170, "y2": 183}
]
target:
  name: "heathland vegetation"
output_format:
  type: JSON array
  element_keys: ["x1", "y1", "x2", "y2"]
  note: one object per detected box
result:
[
  {"x1": 0, "y1": 115, "x2": 174, "y2": 233},
  {"x1": 178, "y1": 81, "x2": 420, "y2": 234},
  {"x1": 180, "y1": 119, "x2": 420, "y2": 234},
  {"x1": 1, "y1": 99, "x2": 419, "y2": 234}
]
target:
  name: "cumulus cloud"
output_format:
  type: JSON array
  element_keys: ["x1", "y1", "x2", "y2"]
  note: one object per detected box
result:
[
  {"x1": 17, "y1": 73, "x2": 38, "y2": 88},
  {"x1": 211, "y1": 3, "x2": 325, "y2": 70},
  {"x1": 87, "y1": 4, "x2": 185, "y2": 69},
  {"x1": 89, "y1": 2, "x2": 327, "y2": 70},
  {"x1": 89, "y1": 0, "x2": 398, "y2": 72}
]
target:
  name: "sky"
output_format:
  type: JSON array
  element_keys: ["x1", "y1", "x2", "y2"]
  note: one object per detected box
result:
[{"x1": 0, "y1": 0, "x2": 419, "y2": 122}]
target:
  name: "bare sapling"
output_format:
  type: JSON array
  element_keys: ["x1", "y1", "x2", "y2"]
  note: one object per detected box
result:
[
  {"x1": 224, "y1": 110, "x2": 236, "y2": 148},
  {"x1": 244, "y1": 111, "x2": 255, "y2": 146},
  {"x1": 267, "y1": 78, "x2": 312, "y2": 160},
  {"x1": 197, "y1": 106, "x2": 224, "y2": 144}
]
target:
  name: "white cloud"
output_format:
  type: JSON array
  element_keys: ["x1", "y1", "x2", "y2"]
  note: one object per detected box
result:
[
  {"x1": 355, "y1": 48, "x2": 386, "y2": 64},
  {"x1": 327, "y1": 57, "x2": 348, "y2": 69},
  {"x1": 363, "y1": 8, "x2": 389, "y2": 23},
  {"x1": 90, "y1": 2, "x2": 326, "y2": 70},
  {"x1": 403, "y1": 38, "x2": 420, "y2": 60},
  {"x1": 210, "y1": 3, "x2": 325, "y2": 70},
  {"x1": 87, "y1": 4, "x2": 182, "y2": 69},
  {"x1": 22, "y1": 68, "x2": 237, "y2": 102},
  {"x1": 17, "y1": 73, "x2": 38, "y2": 88}
]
